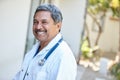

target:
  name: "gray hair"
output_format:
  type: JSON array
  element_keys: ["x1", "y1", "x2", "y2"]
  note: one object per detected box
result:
[{"x1": 34, "y1": 4, "x2": 63, "y2": 24}]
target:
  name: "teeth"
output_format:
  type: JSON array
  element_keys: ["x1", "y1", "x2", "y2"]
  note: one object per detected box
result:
[{"x1": 37, "y1": 31, "x2": 45, "y2": 35}]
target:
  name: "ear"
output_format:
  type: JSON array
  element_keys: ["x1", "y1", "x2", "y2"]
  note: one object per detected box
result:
[
  {"x1": 56, "y1": 22, "x2": 62, "y2": 32},
  {"x1": 58, "y1": 22, "x2": 62, "y2": 32}
]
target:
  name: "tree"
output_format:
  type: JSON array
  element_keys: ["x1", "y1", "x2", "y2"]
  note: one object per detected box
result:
[{"x1": 81, "y1": 0, "x2": 120, "y2": 61}]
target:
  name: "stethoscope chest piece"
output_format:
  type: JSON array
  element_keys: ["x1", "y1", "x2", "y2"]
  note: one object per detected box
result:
[{"x1": 38, "y1": 59, "x2": 46, "y2": 66}]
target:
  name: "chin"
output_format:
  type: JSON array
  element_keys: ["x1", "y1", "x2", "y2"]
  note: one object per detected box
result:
[{"x1": 37, "y1": 38, "x2": 46, "y2": 42}]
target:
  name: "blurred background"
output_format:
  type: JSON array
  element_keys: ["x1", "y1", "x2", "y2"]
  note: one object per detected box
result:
[{"x1": 0, "y1": 0, "x2": 119, "y2": 80}]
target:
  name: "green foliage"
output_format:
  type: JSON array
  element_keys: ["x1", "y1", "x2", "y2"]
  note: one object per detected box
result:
[
  {"x1": 81, "y1": 38, "x2": 93, "y2": 59},
  {"x1": 110, "y1": 63, "x2": 120, "y2": 80},
  {"x1": 88, "y1": 0, "x2": 120, "y2": 18}
]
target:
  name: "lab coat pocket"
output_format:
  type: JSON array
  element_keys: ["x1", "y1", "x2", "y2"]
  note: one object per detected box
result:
[{"x1": 36, "y1": 71, "x2": 47, "y2": 80}]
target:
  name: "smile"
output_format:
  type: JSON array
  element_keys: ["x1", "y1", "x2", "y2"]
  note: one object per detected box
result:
[
  {"x1": 37, "y1": 31, "x2": 45, "y2": 35},
  {"x1": 35, "y1": 30, "x2": 47, "y2": 35}
]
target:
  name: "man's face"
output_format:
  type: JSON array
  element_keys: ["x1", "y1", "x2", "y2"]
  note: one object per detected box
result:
[{"x1": 33, "y1": 11, "x2": 61, "y2": 44}]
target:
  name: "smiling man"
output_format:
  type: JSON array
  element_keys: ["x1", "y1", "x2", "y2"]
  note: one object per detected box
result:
[{"x1": 13, "y1": 4, "x2": 77, "y2": 80}]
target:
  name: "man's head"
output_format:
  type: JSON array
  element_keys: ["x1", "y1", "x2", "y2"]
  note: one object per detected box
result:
[
  {"x1": 33, "y1": 4, "x2": 63, "y2": 45},
  {"x1": 34, "y1": 4, "x2": 63, "y2": 24}
]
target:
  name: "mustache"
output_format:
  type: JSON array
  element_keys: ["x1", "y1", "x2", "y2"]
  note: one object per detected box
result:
[{"x1": 35, "y1": 29, "x2": 47, "y2": 33}]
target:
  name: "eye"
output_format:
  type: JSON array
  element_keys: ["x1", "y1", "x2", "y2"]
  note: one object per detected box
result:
[
  {"x1": 33, "y1": 20, "x2": 38, "y2": 25},
  {"x1": 42, "y1": 20, "x2": 48, "y2": 25}
]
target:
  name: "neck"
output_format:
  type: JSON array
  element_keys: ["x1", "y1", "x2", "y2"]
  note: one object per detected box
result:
[
  {"x1": 39, "y1": 41, "x2": 49, "y2": 51},
  {"x1": 39, "y1": 33, "x2": 59, "y2": 51}
]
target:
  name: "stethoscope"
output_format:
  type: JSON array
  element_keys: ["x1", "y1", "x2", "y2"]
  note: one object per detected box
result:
[
  {"x1": 38, "y1": 37, "x2": 63, "y2": 66},
  {"x1": 23, "y1": 38, "x2": 63, "y2": 80}
]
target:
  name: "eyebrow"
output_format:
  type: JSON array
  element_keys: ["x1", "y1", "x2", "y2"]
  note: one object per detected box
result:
[{"x1": 34, "y1": 18, "x2": 48, "y2": 21}]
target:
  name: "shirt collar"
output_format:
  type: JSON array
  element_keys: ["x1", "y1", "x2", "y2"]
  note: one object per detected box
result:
[
  {"x1": 30, "y1": 33, "x2": 62, "y2": 58},
  {"x1": 42, "y1": 33, "x2": 62, "y2": 51}
]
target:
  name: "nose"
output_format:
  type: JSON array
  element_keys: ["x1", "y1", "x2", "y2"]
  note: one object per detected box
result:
[{"x1": 36, "y1": 23, "x2": 42, "y2": 29}]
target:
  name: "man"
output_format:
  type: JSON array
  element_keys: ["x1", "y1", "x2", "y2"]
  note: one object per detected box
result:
[{"x1": 13, "y1": 3, "x2": 77, "y2": 80}]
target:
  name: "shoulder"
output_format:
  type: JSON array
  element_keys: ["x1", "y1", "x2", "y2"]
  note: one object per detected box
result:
[
  {"x1": 58, "y1": 41, "x2": 73, "y2": 56},
  {"x1": 57, "y1": 40, "x2": 76, "y2": 64}
]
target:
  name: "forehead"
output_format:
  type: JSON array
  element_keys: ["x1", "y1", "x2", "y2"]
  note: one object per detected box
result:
[{"x1": 34, "y1": 11, "x2": 52, "y2": 20}]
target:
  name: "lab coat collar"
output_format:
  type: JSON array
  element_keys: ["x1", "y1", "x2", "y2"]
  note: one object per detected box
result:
[{"x1": 37, "y1": 33, "x2": 62, "y2": 56}]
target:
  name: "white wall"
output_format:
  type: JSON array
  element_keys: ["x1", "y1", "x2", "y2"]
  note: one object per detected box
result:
[
  {"x1": 86, "y1": 12, "x2": 119, "y2": 52},
  {"x1": 99, "y1": 13, "x2": 119, "y2": 52},
  {"x1": 59, "y1": 0, "x2": 87, "y2": 61},
  {"x1": 0, "y1": 0, "x2": 31, "y2": 79}
]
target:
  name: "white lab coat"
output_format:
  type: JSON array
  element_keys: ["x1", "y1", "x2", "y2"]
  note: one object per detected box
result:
[{"x1": 13, "y1": 33, "x2": 77, "y2": 80}]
